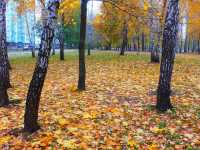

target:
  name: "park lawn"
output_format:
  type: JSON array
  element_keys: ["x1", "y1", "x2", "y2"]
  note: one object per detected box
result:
[{"x1": 0, "y1": 51, "x2": 200, "y2": 149}]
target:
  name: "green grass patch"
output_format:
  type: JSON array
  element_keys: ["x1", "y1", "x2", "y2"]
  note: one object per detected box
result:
[{"x1": 9, "y1": 51, "x2": 200, "y2": 66}]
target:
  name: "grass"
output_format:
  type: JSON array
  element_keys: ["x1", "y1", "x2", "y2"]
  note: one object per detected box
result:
[{"x1": 10, "y1": 50, "x2": 200, "y2": 65}]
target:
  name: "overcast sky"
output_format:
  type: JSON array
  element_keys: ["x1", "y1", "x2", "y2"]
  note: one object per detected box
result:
[{"x1": 87, "y1": 1, "x2": 102, "y2": 16}]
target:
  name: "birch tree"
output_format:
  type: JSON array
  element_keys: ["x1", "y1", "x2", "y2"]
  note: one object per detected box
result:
[
  {"x1": 156, "y1": 0, "x2": 179, "y2": 111},
  {"x1": 0, "y1": 0, "x2": 11, "y2": 107},
  {"x1": 24, "y1": 0, "x2": 60, "y2": 133}
]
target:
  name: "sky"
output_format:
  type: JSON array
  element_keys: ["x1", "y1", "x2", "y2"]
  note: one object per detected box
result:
[{"x1": 87, "y1": 1, "x2": 102, "y2": 16}]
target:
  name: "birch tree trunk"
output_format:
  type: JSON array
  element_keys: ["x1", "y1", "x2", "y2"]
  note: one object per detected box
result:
[
  {"x1": 0, "y1": 0, "x2": 10, "y2": 107},
  {"x1": 24, "y1": 0, "x2": 60, "y2": 133},
  {"x1": 156, "y1": 0, "x2": 179, "y2": 112}
]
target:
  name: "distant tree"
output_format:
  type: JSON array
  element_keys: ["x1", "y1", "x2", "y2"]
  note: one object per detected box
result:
[
  {"x1": 24, "y1": 0, "x2": 60, "y2": 133},
  {"x1": 149, "y1": 0, "x2": 159, "y2": 63},
  {"x1": 92, "y1": 2, "x2": 124, "y2": 51},
  {"x1": 59, "y1": 14, "x2": 65, "y2": 60},
  {"x1": 65, "y1": 13, "x2": 81, "y2": 48},
  {"x1": 93, "y1": 0, "x2": 149, "y2": 53},
  {"x1": 58, "y1": 0, "x2": 80, "y2": 60},
  {"x1": 120, "y1": 20, "x2": 128, "y2": 56},
  {"x1": 156, "y1": 0, "x2": 179, "y2": 111}
]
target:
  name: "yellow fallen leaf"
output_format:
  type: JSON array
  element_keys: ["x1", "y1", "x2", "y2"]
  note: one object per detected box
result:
[
  {"x1": 122, "y1": 121, "x2": 128, "y2": 127},
  {"x1": 110, "y1": 108, "x2": 122, "y2": 116},
  {"x1": 57, "y1": 138, "x2": 63, "y2": 145},
  {"x1": 31, "y1": 141, "x2": 40, "y2": 147},
  {"x1": 68, "y1": 127, "x2": 78, "y2": 132},
  {"x1": 82, "y1": 135, "x2": 93, "y2": 142},
  {"x1": 128, "y1": 139, "x2": 137, "y2": 147},
  {"x1": 83, "y1": 112, "x2": 93, "y2": 119},
  {"x1": 38, "y1": 134, "x2": 54, "y2": 147},
  {"x1": 176, "y1": 120, "x2": 182, "y2": 125},
  {"x1": 63, "y1": 139, "x2": 77, "y2": 149},
  {"x1": 70, "y1": 85, "x2": 77, "y2": 92},
  {"x1": 148, "y1": 143, "x2": 158, "y2": 150},
  {"x1": 90, "y1": 111, "x2": 98, "y2": 118},
  {"x1": 0, "y1": 136, "x2": 12, "y2": 145},
  {"x1": 55, "y1": 129, "x2": 62, "y2": 135},
  {"x1": 58, "y1": 118, "x2": 69, "y2": 126},
  {"x1": 182, "y1": 102, "x2": 190, "y2": 106},
  {"x1": 150, "y1": 127, "x2": 166, "y2": 134}
]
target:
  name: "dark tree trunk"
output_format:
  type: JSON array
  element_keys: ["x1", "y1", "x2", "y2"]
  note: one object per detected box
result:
[
  {"x1": 150, "y1": 33, "x2": 159, "y2": 63},
  {"x1": 142, "y1": 32, "x2": 145, "y2": 51},
  {"x1": 187, "y1": 38, "x2": 190, "y2": 53},
  {"x1": 108, "y1": 43, "x2": 111, "y2": 50},
  {"x1": 192, "y1": 39, "x2": 195, "y2": 53},
  {"x1": 87, "y1": 45, "x2": 91, "y2": 56},
  {"x1": 24, "y1": 0, "x2": 60, "y2": 133},
  {"x1": 52, "y1": 38, "x2": 56, "y2": 55},
  {"x1": 137, "y1": 34, "x2": 140, "y2": 52},
  {"x1": 149, "y1": 2, "x2": 158, "y2": 62},
  {"x1": 104, "y1": 43, "x2": 111, "y2": 50},
  {"x1": 5, "y1": 50, "x2": 11, "y2": 71},
  {"x1": 5, "y1": 47, "x2": 11, "y2": 70},
  {"x1": 59, "y1": 36, "x2": 64, "y2": 60},
  {"x1": 52, "y1": 49, "x2": 55, "y2": 55},
  {"x1": 60, "y1": 14, "x2": 64, "y2": 60},
  {"x1": 156, "y1": 0, "x2": 179, "y2": 112},
  {"x1": 184, "y1": 35, "x2": 188, "y2": 53},
  {"x1": 151, "y1": 50, "x2": 160, "y2": 63},
  {"x1": 150, "y1": 39, "x2": 159, "y2": 63},
  {"x1": 120, "y1": 20, "x2": 128, "y2": 56},
  {"x1": 0, "y1": 0, "x2": 10, "y2": 107},
  {"x1": 8, "y1": 60, "x2": 12, "y2": 70},
  {"x1": 78, "y1": 0, "x2": 88, "y2": 90},
  {"x1": 152, "y1": 31, "x2": 161, "y2": 63},
  {"x1": 0, "y1": 89, "x2": 9, "y2": 106},
  {"x1": 151, "y1": 32, "x2": 159, "y2": 63},
  {"x1": 179, "y1": 24, "x2": 183, "y2": 53},
  {"x1": 60, "y1": 38, "x2": 65, "y2": 60},
  {"x1": 180, "y1": 38, "x2": 183, "y2": 53},
  {"x1": 32, "y1": 48, "x2": 36, "y2": 58}
]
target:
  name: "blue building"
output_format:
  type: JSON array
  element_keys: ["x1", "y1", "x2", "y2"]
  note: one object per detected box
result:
[{"x1": 6, "y1": 0, "x2": 36, "y2": 48}]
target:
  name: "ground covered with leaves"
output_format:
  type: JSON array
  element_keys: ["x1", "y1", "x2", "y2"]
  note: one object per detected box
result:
[{"x1": 0, "y1": 52, "x2": 200, "y2": 149}]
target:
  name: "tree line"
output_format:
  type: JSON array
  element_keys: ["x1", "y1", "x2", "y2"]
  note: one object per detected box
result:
[{"x1": 93, "y1": 0, "x2": 200, "y2": 61}]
